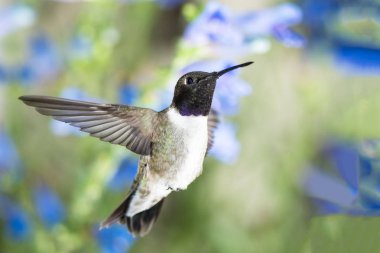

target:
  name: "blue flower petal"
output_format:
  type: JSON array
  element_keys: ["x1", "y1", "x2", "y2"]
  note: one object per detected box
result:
[
  {"x1": 304, "y1": 141, "x2": 380, "y2": 215},
  {"x1": 15, "y1": 34, "x2": 61, "y2": 85},
  {"x1": 359, "y1": 155, "x2": 373, "y2": 179},
  {"x1": 184, "y1": 2, "x2": 243, "y2": 47},
  {"x1": 333, "y1": 41, "x2": 380, "y2": 75},
  {"x1": 185, "y1": 2, "x2": 304, "y2": 52},
  {"x1": 33, "y1": 184, "x2": 66, "y2": 229},
  {"x1": 272, "y1": 25, "x2": 306, "y2": 48},
  {"x1": 304, "y1": 168, "x2": 358, "y2": 207},
  {"x1": 95, "y1": 224, "x2": 134, "y2": 253},
  {"x1": 325, "y1": 142, "x2": 359, "y2": 190},
  {"x1": 119, "y1": 85, "x2": 139, "y2": 105},
  {"x1": 0, "y1": 198, "x2": 32, "y2": 241},
  {"x1": 6, "y1": 206, "x2": 31, "y2": 240},
  {"x1": 237, "y1": 3, "x2": 303, "y2": 36},
  {"x1": 212, "y1": 76, "x2": 252, "y2": 115},
  {"x1": 17, "y1": 64, "x2": 36, "y2": 84},
  {"x1": 30, "y1": 34, "x2": 61, "y2": 81},
  {"x1": 108, "y1": 157, "x2": 138, "y2": 192},
  {"x1": 312, "y1": 199, "x2": 344, "y2": 215}
]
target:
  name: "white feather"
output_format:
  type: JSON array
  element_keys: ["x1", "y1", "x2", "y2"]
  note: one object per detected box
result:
[{"x1": 166, "y1": 108, "x2": 208, "y2": 190}]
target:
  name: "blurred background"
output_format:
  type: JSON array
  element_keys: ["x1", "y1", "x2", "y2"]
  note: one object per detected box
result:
[{"x1": 1, "y1": 0, "x2": 380, "y2": 252}]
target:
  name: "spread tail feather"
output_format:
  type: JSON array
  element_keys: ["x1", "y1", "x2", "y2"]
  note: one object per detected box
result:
[
  {"x1": 125, "y1": 199, "x2": 164, "y2": 237},
  {"x1": 100, "y1": 190, "x2": 165, "y2": 237}
]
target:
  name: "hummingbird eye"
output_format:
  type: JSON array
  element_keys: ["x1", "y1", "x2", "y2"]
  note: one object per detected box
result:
[{"x1": 186, "y1": 77, "x2": 194, "y2": 85}]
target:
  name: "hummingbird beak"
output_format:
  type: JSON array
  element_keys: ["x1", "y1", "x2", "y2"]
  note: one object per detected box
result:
[{"x1": 214, "y1": 61, "x2": 254, "y2": 78}]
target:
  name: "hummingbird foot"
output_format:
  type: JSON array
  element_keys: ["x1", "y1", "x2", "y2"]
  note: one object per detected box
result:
[{"x1": 166, "y1": 186, "x2": 181, "y2": 191}]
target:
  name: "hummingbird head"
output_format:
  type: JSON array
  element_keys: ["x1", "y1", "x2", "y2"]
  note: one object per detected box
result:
[{"x1": 171, "y1": 61, "x2": 253, "y2": 116}]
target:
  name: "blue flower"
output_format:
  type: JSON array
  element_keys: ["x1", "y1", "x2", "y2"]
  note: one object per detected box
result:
[
  {"x1": 95, "y1": 224, "x2": 134, "y2": 253},
  {"x1": 181, "y1": 60, "x2": 252, "y2": 115},
  {"x1": 303, "y1": 140, "x2": 380, "y2": 215},
  {"x1": 237, "y1": 3, "x2": 305, "y2": 48},
  {"x1": 33, "y1": 184, "x2": 66, "y2": 229},
  {"x1": 0, "y1": 197, "x2": 32, "y2": 241},
  {"x1": 107, "y1": 157, "x2": 138, "y2": 192},
  {"x1": 0, "y1": 4, "x2": 35, "y2": 38},
  {"x1": 184, "y1": 2, "x2": 305, "y2": 54},
  {"x1": 119, "y1": 85, "x2": 139, "y2": 105},
  {"x1": 236, "y1": 3, "x2": 303, "y2": 34},
  {"x1": 209, "y1": 122, "x2": 240, "y2": 164},
  {"x1": 184, "y1": 2, "x2": 244, "y2": 48},
  {"x1": 16, "y1": 34, "x2": 61, "y2": 85},
  {"x1": 50, "y1": 87, "x2": 99, "y2": 136},
  {"x1": 0, "y1": 130, "x2": 21, "y2": 182}
]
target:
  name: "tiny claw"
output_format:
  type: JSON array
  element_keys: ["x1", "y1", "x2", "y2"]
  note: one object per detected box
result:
[{"x1": 99, "y1": 222, "x2": 108, "y2": 230}]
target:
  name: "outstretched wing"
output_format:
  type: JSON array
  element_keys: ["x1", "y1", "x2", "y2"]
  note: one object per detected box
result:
[
  {"x1": 19, "y1": 95, "x2": 159, "y2": 155},
  {"x1": 207, "y1": 109, "x2": 219, "y2": 152}
]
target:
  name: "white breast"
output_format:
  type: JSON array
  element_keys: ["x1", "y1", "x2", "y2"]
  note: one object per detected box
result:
[{"x1": 167, "y1": 108, "x2": 208, "y2": 190}]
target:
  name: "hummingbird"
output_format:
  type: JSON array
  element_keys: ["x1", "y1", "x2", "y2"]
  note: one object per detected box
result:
[{"x1": 19, "y1": 61, "x2": 253, "y2": 237}]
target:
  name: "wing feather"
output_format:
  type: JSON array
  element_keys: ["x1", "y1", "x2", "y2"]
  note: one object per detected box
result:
[
  {"x1": 207, "y1": 109, "x2": 219, "y2": 152},
  {"x1": 19, "y1": 95, "x2": 159, "y2": 155}
]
